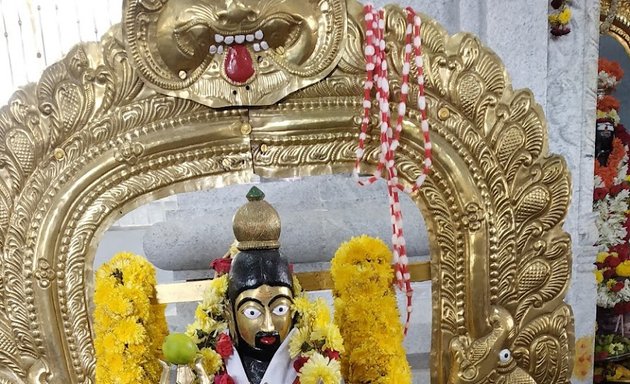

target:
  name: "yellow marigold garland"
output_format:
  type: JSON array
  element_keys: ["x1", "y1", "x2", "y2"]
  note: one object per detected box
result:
[
  {"x1": 331, "y1": 235, "x2": 412, "y2": 384},
  {"x1": 290, "y1": 293, "x2": 344, "y2": 384},
  {"x1": 184, "y1": 274, "x2": 232, "y2": 381},
  {"x1": 94, "y1": 252, "x2": 168, "y2": 384}
]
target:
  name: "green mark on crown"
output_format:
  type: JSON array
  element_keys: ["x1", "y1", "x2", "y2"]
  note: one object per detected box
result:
[{"x1": 246, "y1": 186, "x2": 265, "y2": 201}]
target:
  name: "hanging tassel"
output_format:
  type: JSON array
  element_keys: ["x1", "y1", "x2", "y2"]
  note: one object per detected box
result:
[{"x1": 353, "y1": 5, "x2": 432, "y2": 335}]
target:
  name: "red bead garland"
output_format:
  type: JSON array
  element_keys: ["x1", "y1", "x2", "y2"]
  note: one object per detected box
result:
[{"x1": 353, "y1": 5, "x2": 432, "y2": 334}]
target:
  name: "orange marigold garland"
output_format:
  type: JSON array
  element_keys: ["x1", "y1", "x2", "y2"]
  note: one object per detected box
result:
[
  {"x1": 595, "y1": 137, "x2": 626, "y2": 189},
  {"x1": 599, "y1": 58, "x2": 625, "y2": 92},
  {"x1": 599, "y1": 95, "x2": 621, "y2": 113}
]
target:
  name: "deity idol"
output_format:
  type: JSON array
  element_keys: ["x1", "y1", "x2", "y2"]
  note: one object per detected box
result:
[
  {"x1": 162, "y1": 187, "x2": 343, "y2": 384},
  {"x1": 225, "y1": 186, "x2": 297, "y2": 384},
  {"x1": 596, "y1": 117, "x2": 615, "y2": 166}
]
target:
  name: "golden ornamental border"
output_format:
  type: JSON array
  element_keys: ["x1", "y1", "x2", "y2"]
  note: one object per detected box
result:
[
  {"x1": 601, "y1": 0, "x2": 630, "y2": 54},
  {"x1": 0, "y1": 2, "x2": 574, "y2": 383}
]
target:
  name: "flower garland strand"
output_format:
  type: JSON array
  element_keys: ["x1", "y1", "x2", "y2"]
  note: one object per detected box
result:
[
  {"x1": 593, "y1": 57, "x2": 630, "y2": 383},
  {"x1": 94, "y1": 252, "x2": 168, "y2": 384},
  {"x1": 289, "y1": 294, "x2": 344, "y2": 384},
  {"x1": 594, "y1": 137, "x2": 625, "y2": 189},
  {"x1": 598, "y1": 58, "x2": 624, "y2": 93},
  {"x1": 331, "y1": 235, "x2": 412, "y2": 383},
  {"x1": 184, "y1": 258, "x2": 343, "y2": 384},
  {"x1": 185, "y1": 274, "x2": 232, "y2": 381},
  {"x1": 549, "y1": 0, "x2": 572, "y2": 36},
  {"x1": 353, "y1": 4, "x2": 432, "y2": 335}
]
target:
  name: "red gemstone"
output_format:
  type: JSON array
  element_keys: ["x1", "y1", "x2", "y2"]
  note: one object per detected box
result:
[{"x1": 224, "y1": 44, "x2": 255, "y2": 84}]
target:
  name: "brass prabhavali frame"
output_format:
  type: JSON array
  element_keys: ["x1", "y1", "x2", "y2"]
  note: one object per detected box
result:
[
  {"x1": 0, "y1": 0, "x2": 574, "y2": 383},
  {"x1": 601, "y1": 0, "x2": 630, "y2": 55}
]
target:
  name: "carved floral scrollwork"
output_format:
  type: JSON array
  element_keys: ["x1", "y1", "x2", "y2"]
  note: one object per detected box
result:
[
  {"x1": 460, "y1": 203, "x2": 484, "y2": 231},
  {"x1": 34, "y1": 259, "x2": 55, "y2": 290},
  {"x1": 114, "y1": 141, "x2": 145, "y2": 164},
  {"x1": 0, "y1": 0, "x2": 573, "y2": 383}
]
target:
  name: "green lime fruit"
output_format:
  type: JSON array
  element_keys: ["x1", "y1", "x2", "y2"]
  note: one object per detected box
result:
[{"x1": 162, "y1": 333, "x2": 199, "y2": 365}]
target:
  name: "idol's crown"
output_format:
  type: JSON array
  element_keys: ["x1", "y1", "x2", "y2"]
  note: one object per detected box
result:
[{"x1": 232, "y1": 186, "x2": 281, "y2": 251}]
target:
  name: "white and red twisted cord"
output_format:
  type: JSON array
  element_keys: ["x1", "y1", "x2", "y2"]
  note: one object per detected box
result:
[{"x1": 353, "y1": 5, "x2": 432, "y2": 335}]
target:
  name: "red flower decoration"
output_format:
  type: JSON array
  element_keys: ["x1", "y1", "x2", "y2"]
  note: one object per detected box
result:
[
  {"x1": 607, "y1": 256, "x2": 621, "y2": 268},
  {"x1": 597, "y1": 95, "x2": 621, "y2": 113},
  {"x1": 293, "y1": 356, "x2": 309, "y2": 372},
  {"x1": 610, "y1": 183, "x2": 626, "y2": 196},
  {"x1": 604, "y1": 268, "x2": 616, "y2": 279},
  {"x1": 615, "y1": 124, "x2": 630, "y2": 145},
  {"x1": 216, "y1": 334, "x2": 234, "y2": 359},
  {"x1": 324, "y1": 349, "x2": 340, "y2": 360},
  {"x1": 593, "y1": 187, "x2": 608, "y2": 201},
  {"x1": 214, "y1": 373, "x2": 235, "y2": 384},
  {"x1": 211, "y1": 258, "x2": 232, "y2": 276},
  {"x1": 614, "y1": 302, "x2": 626, "y2": 315},
  {"x1": 595, "y1": 351, "x2": 609, "y2": 361},
  {"x1": 611, "y1": 281, "x2": 625, "y2": 293},
  {"x1": 550, "y1": 26, "x2": 571, "y2": 36},
  {"x1": 612, "y1": 243, "x2": 630, "y2": 261},
  {"x1": 599, "y1": 58, "x2": 625, "y2": 82}
]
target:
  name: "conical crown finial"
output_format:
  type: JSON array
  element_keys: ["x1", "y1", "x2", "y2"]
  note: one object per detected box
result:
[{"x1": 232, "y1": 187, "x2": 281, "y2": 251}]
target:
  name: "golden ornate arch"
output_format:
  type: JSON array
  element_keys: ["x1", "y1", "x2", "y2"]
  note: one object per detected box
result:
[
  {"x1": 601, "y1": 0, "x2": 630, "y2": 55},
  {"x1": 0, "y1": 1, "x2": 573, "y2": 383}
]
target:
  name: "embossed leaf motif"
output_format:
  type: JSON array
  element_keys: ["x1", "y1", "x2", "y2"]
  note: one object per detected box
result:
[
  {"x1": 514, "y1": 185, "x2": 550, "y2": 227},
  {"x1": 55, "y1": 83, "x2": 85, "y2": 133},
  {"x1": 455, "y1": 72, "x2": 483, "y2": 121},
  {"x1": 0, "y1": 313, "x2": 26, "y2": 380},
  {"x1": 0, "y1": 198, "x2": 8, "y2": 244},
  {"x1": 6, "y1": 130, "x2": 35, "y2": 175},
  {"x1": 458, "y1": 36, "x2": 481, "y2": 69},
  {"x1": 531, "y1": 338, "x2": 561, "y2": 383},
  {"x1": 138, "y1": 0, "x2": 168, "y2": 12},
  {"x1": 513, "y1": 306, "x2": 572, "y2": 384},
  {"x1": 515, "y1": 240, "x2": 570, "y2": 325},
  {"x1": 495, "y1": 125, "x2": 526, "y2": 172},
  {"x1": 518, "y1": 260, "x2": 550, "y2": 297}
]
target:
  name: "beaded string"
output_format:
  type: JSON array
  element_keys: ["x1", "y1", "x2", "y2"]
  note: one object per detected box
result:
[{"x1": 353, "y1": 5, "x2": 432, "y2": 334}]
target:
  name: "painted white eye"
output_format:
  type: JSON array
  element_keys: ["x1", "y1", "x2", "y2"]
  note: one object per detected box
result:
[
  {"x1": 272, "y1": 304, "x2": 289, "y2": 316},
  {"x1": 499, "y1": 349, "x2": 511, "y2": 363},
  {"x1": 243, "y1": 308, "x2": 262, "y2": 320}
]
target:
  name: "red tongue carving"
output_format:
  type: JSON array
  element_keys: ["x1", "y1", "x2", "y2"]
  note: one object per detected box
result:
[{"x1": 224, "y1": 44, "x2": 255, "y2": 84}]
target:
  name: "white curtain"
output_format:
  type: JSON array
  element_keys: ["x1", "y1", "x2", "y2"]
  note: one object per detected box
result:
[{"x1": 0, "y1": 0, "x2": 121, "y2": 104}]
